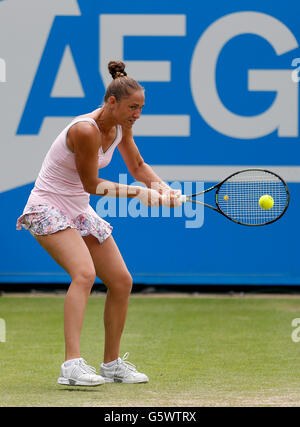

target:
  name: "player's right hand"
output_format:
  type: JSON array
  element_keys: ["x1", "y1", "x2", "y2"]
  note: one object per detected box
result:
[
  {"x1": 161, "y1": 192, "x2": 183, "y2": 208},
  {"x1": 137, "y1": 187, "x2": 161, "y2": 207}
]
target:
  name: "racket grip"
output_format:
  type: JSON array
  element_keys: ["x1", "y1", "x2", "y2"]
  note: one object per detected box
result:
[{"x1": 161, "y1": 194, "x2": 186, "y2": 206}]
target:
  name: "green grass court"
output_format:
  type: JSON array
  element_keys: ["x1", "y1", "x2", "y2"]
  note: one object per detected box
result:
[{"x1": 1, "y1": 292, "x2": 300, "y2": 407}]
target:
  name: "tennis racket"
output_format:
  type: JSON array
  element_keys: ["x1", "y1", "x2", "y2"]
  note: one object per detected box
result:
[{"x1": 179, "y1": 169, "x2": 290, "y2": 226}]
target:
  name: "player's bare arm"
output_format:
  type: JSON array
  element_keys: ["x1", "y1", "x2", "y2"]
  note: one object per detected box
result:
[
  {"x1": 69, "y1": 122, "x2": 161, "y2": 206},
  {"x1": 117, "y1": 126, "x2": 164, "y2": 189},
  {"x1": 118, "y1": 126, "x2": 181, "y2": 205}
]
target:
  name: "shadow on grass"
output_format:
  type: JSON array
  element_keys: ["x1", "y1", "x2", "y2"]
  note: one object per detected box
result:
[{"x1": 56, "y1": 386, "x2": 104, "y2": 393}]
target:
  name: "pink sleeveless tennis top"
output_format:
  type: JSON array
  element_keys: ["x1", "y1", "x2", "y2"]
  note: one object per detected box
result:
[{"x1": 24, "y1": 117, "x2": 122, "y2": 219}]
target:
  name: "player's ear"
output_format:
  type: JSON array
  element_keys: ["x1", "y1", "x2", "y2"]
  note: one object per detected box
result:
[{"x1": 108, "y1": 96, "x2": 117, "y2": 105}]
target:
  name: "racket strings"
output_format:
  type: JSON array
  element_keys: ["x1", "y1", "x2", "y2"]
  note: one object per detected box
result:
[{"x1": 217, "y1": 171, "x2": 288, "y2": 225}]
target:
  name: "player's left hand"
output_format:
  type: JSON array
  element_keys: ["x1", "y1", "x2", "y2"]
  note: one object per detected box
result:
[{"x1": 161, "y1": 189, "x2": 183, "y2": 207}]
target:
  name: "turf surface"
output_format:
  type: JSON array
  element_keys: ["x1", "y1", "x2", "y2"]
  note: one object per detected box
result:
[{"x1": 0, "y1": 293, "x2": 300, "y2": 407}]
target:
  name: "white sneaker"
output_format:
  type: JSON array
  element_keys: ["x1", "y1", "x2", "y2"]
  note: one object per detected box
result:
[
  {"x1": 100, "y1": 352, "x2": 149, "y2": 384},
  {"x1": 58, "y1": 358, "x2": 105, "y2": 386}
]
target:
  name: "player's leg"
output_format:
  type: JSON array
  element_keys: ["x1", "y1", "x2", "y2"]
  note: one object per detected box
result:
[
  {"x1": 82, "y1": 234, "x2": 132, "y2": 363},
  {"x1": 33, "y1": 228, "x2": 96, "y2": 361},
  {"x1": 33, "y1": 228, "x2": 105, "y2": 386},
  {"x1": 83, "y1": 234, "x2": 148, "y2": 383}
]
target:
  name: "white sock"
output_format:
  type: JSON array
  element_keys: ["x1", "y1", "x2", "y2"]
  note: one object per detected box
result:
[
  {"x1": 64, "y1": 358, "x2": 81, "y2": 367},
  {"x1": 103, "y1": 358, "x2": 118, "y2": 367}
]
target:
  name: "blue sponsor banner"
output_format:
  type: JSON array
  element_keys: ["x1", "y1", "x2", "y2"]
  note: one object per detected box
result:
[{"x1": 0, "y1": 0, "x2": 299, "y2": 285}]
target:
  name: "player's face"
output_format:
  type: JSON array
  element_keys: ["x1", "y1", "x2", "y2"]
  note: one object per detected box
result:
[{"x1": 110, "y1": 90, "x2": 145, "y2": 128}]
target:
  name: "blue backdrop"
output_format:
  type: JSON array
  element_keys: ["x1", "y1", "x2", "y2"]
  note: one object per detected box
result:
[{"x1": 0, "y1": 0, "x2": 299, "y2": 285}]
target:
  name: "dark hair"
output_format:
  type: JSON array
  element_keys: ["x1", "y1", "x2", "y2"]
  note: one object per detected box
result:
[{"x1": 104, "y1": 61, "x2": 144, "y2": 102}]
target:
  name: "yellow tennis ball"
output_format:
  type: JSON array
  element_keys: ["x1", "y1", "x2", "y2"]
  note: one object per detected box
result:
[
  {"x1": 224, "y1": 195, "x2": 229, "y2": 201},
  {"x1": 259, "y1": 195, "x2": 274, "y2": 210}
]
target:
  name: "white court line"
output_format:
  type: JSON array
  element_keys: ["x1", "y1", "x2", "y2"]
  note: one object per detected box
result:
[
  {"x1": 150, "y1": 166, "x2": 300, "y2": 182},
  {"x1": 0, "y1": 318, "x2": 6, "y2": 343}
]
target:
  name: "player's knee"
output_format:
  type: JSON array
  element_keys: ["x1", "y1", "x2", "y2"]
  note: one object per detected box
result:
[
  {"x1": 124, "y1": 273, "x2": 133, "y2": 294},
  {"x1": 119, "y1": 273, "x2": 133, "y2": 296},
  {"x1": 110, "y1": 273, "x2": 133, "y2": 297},
  {"x1": 74, "y1": 267, "x2": 96, "y2": 288}
]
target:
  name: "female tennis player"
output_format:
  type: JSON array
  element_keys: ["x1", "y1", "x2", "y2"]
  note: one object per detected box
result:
[{"x1": 17, "y1": 61, "x2": 182, "y2": 386}]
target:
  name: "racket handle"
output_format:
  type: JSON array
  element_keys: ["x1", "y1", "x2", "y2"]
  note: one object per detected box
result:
[{"x1": 161, "y1": 194, "x2": 186, "y2": 206}]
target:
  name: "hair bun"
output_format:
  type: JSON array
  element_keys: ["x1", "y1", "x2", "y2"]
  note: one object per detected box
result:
[{"x1": 108, "y1": 61, "x2": 128, "y2": 79}]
